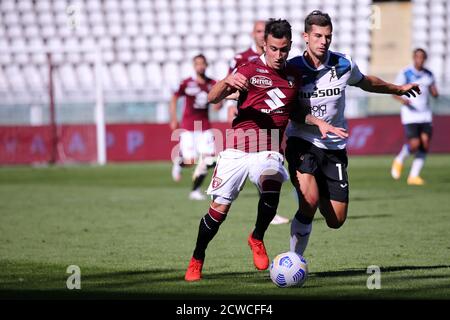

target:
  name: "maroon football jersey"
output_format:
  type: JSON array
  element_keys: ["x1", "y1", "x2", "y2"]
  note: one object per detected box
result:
[
  {"x1": 228, "y1": 46, "x2": 261, "y2": 74},
  {"x1": 228, "y1": 56, "x2": 302, "y2": 153},
  {"x1": 175, "y1": 77, "x2": 217, "y2": 131}
]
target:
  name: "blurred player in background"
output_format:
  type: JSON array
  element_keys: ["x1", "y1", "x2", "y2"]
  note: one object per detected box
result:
[
  {"x1": 170, "y1": 54, "x2": 222, "y2": 200},
  {"x1": 226, "y1": 20, "x2": 266, "y2": 123},
  {"x1": 286, "y1": 11, "x2": 421, "y2": 257},
  {"x1": 184, "y1": 19, "x2": 348, "y2": 281},
  {"x1": 227, "y1": 19, "x2": 290, "y2": 225},
  {"x1": 391, "y1": 48, "x2": 439, "y2": 185}
]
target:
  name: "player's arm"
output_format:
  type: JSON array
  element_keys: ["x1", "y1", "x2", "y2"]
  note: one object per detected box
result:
[
  {"x1": 356, "y1": 75, "x2": 421, "y2": 98},
  {"x1": 429, "y1": 83, "x2": 439, "y2": 98},
  {"x1": 169, "y1": 94, "x2": 179, "y2": 131},
  {"x1": 207, "y1": 73, "x2": 249, "y2": 104},
  {"x1": 305, "y1": 114, "x2": 348, "y2": 139},
  {"x1": 290, "y1": 106, "x2": 348, "y2": 139}
]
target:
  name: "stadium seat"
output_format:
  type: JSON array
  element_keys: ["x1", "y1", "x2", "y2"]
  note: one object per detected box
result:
[
  {"x1": 213, "y1": 60, "x2": 230, "y2": 80},
  {"x1": 162, "y1": 62, "x2": 181, "y2": 91},
  {"x1": 59, "y1": 63, "x2": 79, "y2": 92},
  {"x1": 117, "y1": 50, "x2": 133, "y2": 64},
  {"x1": 150, "y1": 35, "x2": 165, "y2": 50},
  {"x1": 128, "y1": 62, "x2": 146, "y2": 90},
  {"x1": 1, "y1": 0, "x2": 16, "y2": 12},
  {"x1": 204, "y1": 48, "x2": 219, "y2": 62},
  {"x1": 135, "y1": 50, "x2": 150, "y2": 63},
  {"x1": 152, "y1": 49, "x2": 166, "y2": 63},
  {"x1": 110, "y1": 62, "x2": 130, "y2": 90},
  {"x1": 21, "y1": 11, "x2": 37, "y2": 25},
  {"x1": 17, "y1": 0, "x2": 34, "y2": 12},
  {"x1": 166, "y1": 35, "x2": 182, "y2": 49},
  {"x1": 180, "y1": 61, "x2": 194, "y2": 79},
  {"x1": 168, "y1": 49, "x2": 184, "y2": 63},
  {"x1": 145, "y1": 62, "x2": 163, "y2": 90},
  {"x1": 184, "y1": 34, "x2": 200, "y2": 49},
  {"x1": 137, "y1": 0, "x2": 152, "y2": 11},
  {"x1": 76, "y1": 63, "x2": 95, "y2": 91}
]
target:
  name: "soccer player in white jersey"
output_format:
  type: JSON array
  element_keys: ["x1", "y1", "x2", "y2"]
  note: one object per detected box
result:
[
  {"x1": 285, "y1": 11, "x2": 421, "y2": 257},
  {"x1": 391, "y1": 48, "x2": 439, "y2": 185}
]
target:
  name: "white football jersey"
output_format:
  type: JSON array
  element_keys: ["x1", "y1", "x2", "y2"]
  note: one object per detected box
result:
[
  {"x1": 395, "y1": 66, "x2": 435, "y2": 124},
  {"x1": 286, "y1": 51, "x2": 364, "y2": 150}
]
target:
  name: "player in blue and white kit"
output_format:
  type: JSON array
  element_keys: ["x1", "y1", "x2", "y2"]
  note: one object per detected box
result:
[
  {"x1": 285, "y1": 11, "x2": 421, "y2": 256},
  {"x1": 391, "y1": 49, "x2": 439, "y2": 185}
]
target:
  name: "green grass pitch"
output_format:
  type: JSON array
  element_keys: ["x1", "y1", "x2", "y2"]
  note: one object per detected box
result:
[{"x1": 1, "y1": 155, "x2": 449, "y2": 299}]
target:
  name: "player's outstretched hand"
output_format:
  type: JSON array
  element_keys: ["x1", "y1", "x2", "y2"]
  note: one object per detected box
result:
[
  {"x1": 398, "y1": 83, "x2": 421, "y2": 98},
  {"x1": 225, "y1": 72, "x2": 249, "y2": 92},
  {"x1": 318, "y1": 123, "x2": 349, "y2": 139}
]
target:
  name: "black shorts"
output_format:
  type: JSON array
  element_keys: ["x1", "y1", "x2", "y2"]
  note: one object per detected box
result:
[
  {"x1": 285, "y1": 137, "x2": 349, "y2": 203},
  {"x1": 404, "y1": 122, "x2": 433, "y2": 139}
]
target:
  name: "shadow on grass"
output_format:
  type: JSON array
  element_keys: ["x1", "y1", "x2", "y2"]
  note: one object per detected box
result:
[
  {"x1": 312, "y1": 265, "x2": 450, "y2": 277},
  {"x1": 1, "y1": 264, "x2": 449, "y2": 300}
]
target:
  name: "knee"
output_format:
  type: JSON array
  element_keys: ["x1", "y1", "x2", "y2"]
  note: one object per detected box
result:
[
  {"x1": 326, "y1": 220, "x2": 344, "y2": 229},
  {"x1": 326, "y1": 216, "x2": 346, "y2": 229},
  {"x1": 408, "y1": 142, "x2": 419, "y2": 153},
  {"x1": 302, "y1": 192, "x2": 319, "y2": 209}
]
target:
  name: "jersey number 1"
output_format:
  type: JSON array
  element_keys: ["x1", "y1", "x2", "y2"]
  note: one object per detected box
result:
[{"x1": 265, "y1": 88, "x2": 286, "y2": 110}]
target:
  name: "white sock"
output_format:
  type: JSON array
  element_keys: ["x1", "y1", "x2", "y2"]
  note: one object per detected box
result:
[
  {"x1": 395, "y1": 144, "x2": 410, "y2": 164},
  {"x1": 409, "y1": 152, "x2": 426, "y2": 177},
  {"x1": 290, "y1": 217, "x2": 312, "y2": 256}
]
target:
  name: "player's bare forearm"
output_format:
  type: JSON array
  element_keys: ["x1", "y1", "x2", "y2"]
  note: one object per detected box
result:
[
  {"x1": 357, "y1": 75, "x2": 421, "y2": 98},
  {"x1": 430, "y1": 84, "x2": 439, "y2": 98},
  {"x1": 305, "y1": 114, "x2": 348, "y2": 139},
  {"x1": 208, "y1": 80, "x2": 237, "y2": 104},
  {"x1": 169, "y1": 96, "x2": 179, "y2": 130}
]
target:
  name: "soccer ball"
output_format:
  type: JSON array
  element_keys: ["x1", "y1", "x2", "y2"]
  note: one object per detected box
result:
[{"x1": 269, "y1": 251, "x2": 308, "y2": 288}]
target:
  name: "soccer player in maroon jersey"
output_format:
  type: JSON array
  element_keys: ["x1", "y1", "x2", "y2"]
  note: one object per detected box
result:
[
  {"x1": 184, "y1": 19, "x2": 348, "y2": 281},
  {"x1": 170, "y1": 54, "x2": 221, "y2": 200},
  {"x1": 227, "y1": 20, "x2": 290, "y2": 225}
]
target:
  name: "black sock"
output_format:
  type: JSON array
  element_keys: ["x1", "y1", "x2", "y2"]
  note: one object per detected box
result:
[
  {"x1": 294, "y1": 210, "x2": 313, "y2": 225},
  {"x1": 252, "y1": 192, "x2": 280, "y2": 241},
  {"x1": 192, "y1": 174, "x2": 207, "y2": 191},
  {"x1": 193, "y1": 207, "x2": 227, "y2": 260}
]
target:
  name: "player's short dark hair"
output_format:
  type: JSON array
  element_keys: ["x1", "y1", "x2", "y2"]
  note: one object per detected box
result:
[
  {"x1": 413, "y1": 48, "x2": 427, "y2": 59},
  {"x1": 264, "y1": 19, "x2": 292, "y2": 41},
  {"x1": 304, "y1": 10, "x2": 333, "y2": 33},
  {"x1": 193, "y1": 54, "x2": 207, "y2": 63}
]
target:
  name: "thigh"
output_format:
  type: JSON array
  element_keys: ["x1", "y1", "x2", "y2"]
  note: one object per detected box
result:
[
  {"x1": 317, "y1": 149, "x2": 350, "y2": 203},
  {"x1": 206, "y1": 149, "x2": 249, "y2": 201},
  {"x1": 419, "y1": 123, "x2": 433, "y2": 150},
  {"x1": 180, "y1": 131, "x2": 197, "y2": 163},
  {"x1": 248, "y1": 151, "x2": 289, "y2": 192},
  {"x1": 285, "y1": 137, "x2": 320, "y2": 208},
  {"x1": 318, "y1": 197, "x2": 348, "y2": 228},
  {"x1": 404, "y1": 123, "x2": 420, "y2": 140}
]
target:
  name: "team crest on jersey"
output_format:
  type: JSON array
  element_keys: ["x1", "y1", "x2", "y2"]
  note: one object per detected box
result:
[
  {"x1": 212, "y1": 177, "x2": 223, "y2": 189},
  {"x1": 256, "y1": 68, "x2": 269, "y2": 74},
  {"x1": 330, "y1": 66, "x2": 337, "y2": 82},
  {"x1": 250, "y1": 75, "x2": 273, "y2": 88},
  {"x1": 287, "y1": 76, "x2": 295, "y2": 88},
  {"x1": 185, "y1": 85, "x2": 200, "y2": 95}
]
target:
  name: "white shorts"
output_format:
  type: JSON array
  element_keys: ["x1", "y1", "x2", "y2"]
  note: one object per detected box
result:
[
  {"x1": 206, "y1": 149, "x2": 289, "y2": 202},
  {"x1": 180, "y1": 130, "x2": 215, "y2": 160}
]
